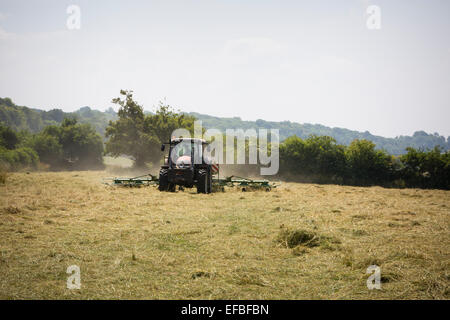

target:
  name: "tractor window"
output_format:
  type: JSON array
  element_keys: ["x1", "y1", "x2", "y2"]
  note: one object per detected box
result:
[
  {"x1": 169, "y1": 141, "x2": 204, "y2": 167},
  {"x1": 193, "y1": 143, "x2": 202, "y2": 164},
  {"x1": 170, "y1": 141, "x2": 192, "y2": 167},
  {"x1": 177, "y1": 146, "x2": 188, "y2": 157}
]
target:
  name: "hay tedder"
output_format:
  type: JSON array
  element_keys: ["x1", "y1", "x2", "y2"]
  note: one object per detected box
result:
[{"x1": 104, "y1": 138, "x2": 279, "y2": 192}]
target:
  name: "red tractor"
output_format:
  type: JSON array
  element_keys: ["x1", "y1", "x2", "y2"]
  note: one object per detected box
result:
[{"x1": 159, "y1": 138, "x2": 218, "y2": 194}]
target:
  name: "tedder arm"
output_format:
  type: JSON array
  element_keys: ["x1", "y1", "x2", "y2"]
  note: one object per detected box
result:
[
  {"x1": 103, "y1": 174, "x2": 159, "y2": 187},
  {"x1": 104, "y1": 174, "x2": 279, "y2": 191}
]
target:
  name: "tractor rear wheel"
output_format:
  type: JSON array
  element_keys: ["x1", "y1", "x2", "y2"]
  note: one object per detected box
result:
[
  {"x1": 159, "y1": 169, "x2": 169, "y2": 191},
  {"x1": 207, "y1": 170, "x2": 212, "y2": 193},
  {"x1": 197, "y1": 169, "x2": 209, "y2": 194}
]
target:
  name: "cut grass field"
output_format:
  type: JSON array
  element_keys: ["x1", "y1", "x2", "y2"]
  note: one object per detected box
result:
[{"x1": 0, "y1": 171, "x2": 449, "y2": 299}]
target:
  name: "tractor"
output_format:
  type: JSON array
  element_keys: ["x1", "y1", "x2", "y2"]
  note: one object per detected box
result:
[
  {"x1": 159, "y1": 138, "x2": 216, "y2": 193},
  {"x1": 104, "y1": 137, "x2": 278, "y2": 192}
]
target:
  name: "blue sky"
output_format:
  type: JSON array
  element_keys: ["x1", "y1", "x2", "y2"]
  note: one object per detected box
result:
[{"x1": 0, "y1": 0, "x2": 449, "y2": 137}]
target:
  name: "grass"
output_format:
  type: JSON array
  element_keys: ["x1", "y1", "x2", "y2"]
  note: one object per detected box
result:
[
  {"x1": 0, "y1": 171, "x2": 449, "y2": 299},
  {"x1": 0, "y1": 169, "x2": 7, "y2": 184}
]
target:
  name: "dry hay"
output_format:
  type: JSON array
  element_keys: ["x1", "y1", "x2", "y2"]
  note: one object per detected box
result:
[{"x1": 0, "y1": 171, "x2": 449, "y2": 299}]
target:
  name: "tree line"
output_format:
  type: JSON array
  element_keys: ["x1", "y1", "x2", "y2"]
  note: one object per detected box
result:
[
  {"x1": 279, "y1": 135, "x2": 450, "y2": 190},
  {"x1": 2, "y1": 96, "x2": 449, "y2": 155},
  {"x1": 105, "y1": 91, "x2": 449, "y2": 189},
  {"x1": 0, "y1": 97, "x2": 117, "y2": 135},
  {"x1": 0, "y1": 119, "x2": 104, "y2": 171},
  {"x1": 0, "y1": 90, "x2": 195, "y2": 172},
  {"x1": 1, "y1": 91, "x2": 449, "y2": 189},
  {"x1": 186, "y1": 112, "x2": 450, "y2": 155}
]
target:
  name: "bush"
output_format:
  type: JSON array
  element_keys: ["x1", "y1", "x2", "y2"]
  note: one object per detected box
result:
[
  {"x1": 345, "y1": 139, "x2": 393, "y2": 186},
  {"x1": 279, "y1": 135, "x2": 346, "y2": 183},
  {"x1": 26, "y1": 133, "x2": 63, "y2": 168},
  {"x1": 29, "y1": 118, "x2": 104, "y2": 170},
  {"x1": 278, "y1": 135, "x2": 449, "y2": 189},
  {"x1": 0, "y1": 123, "x2": 19, "y2": 150},
  {"x1": 0, "y1": 119, "x2": 104, "y2": 171},
  {"x1": 399, "y1": 147, "x2": 450, "y2": 189},
  {"x1": 0, "y1": 146, "x2": 39, "y2": 170}
]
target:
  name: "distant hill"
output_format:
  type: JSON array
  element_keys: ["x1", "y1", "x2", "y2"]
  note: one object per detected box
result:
[
  {"x1": 0, "y1": 97, "x2": 117, "y2": 136},
  {"x1": 1, "y1": 97, "x2": 449, "y2": 155},
  {"x1": 185, "y1": 112, "x2": 450, "y2": 155}
]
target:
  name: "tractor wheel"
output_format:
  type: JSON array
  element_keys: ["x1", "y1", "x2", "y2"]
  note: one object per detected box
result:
[
  {"x1": 207, "y1": 170, "x2": 212, "y2": 193},
  {"x1": 168, "y1": 183, "x2": 176, "y2": 192},
  {"x1": 159, "y1": 169, "x2": 169, "y2": 191},
  {"x1": 197, "y1": 169, "x2": 208, "y2": 194}
]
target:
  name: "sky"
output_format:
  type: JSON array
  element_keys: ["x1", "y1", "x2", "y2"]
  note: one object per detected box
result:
[{"x1": 0, "y1": 0, "x2": 449, "y2": 138}]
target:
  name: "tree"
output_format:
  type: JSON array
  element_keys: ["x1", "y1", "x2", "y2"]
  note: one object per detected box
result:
[
  {"x1": 27, "y1": 133, "x2": 63, "y2": 168},
  {"x1": 58, "y1": 118, "x2": 104, "y2": 169},
  {"x1": 105, "y1": 90, "x2": 196, "y2": 168},
  {"x1": 345, "y1": 139, "x2": 393, "y2": 185},
  {"x1": 0, "y1": 123, "x2": 38, "y2": 170},
  {"x1": 400, "y1": 147, "x2": 450, "y2": 189},
  {"x1": 0, "y1": 123, "x2": 19, "y2": 150},
  {"x1": 29, "y1": 118, "x2": 104, "y2": 170},
  {"x1": 0, "y1": 147, "x2": 39, "y2": 170},
  {"x1": 279, "y1": 135, "x2": 346, "y2": 183}
]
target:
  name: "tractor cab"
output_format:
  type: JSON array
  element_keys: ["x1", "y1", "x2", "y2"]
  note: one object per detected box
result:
[
  {"x1": 159, "y1": 138, "x2": 213, "y2": 193},
  {"x1": 163, "y1": 138, "x2": 207, "y2": 169}
]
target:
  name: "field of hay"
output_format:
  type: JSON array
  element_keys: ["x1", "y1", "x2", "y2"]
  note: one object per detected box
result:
[{"x1": 0, "y1": 171, "x2": 449, "y2": 299}]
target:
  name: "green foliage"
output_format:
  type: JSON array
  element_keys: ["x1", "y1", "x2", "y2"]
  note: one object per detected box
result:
[
  {"x1": 74, "y1": 106, "x2": 117, "y2": 136},
  {"x1": 187, "y1": 112, "x2": 450, "y2": 155},
  {"x1": 34, "y1": 118, "x2": 104, "y2": 170},
  {"x1": 0, "y1": 123, "x2": 19, "y2": 150},
  {"x1": 345, "y1": 139, "x2": 393, "y2": 185},
  {"x1": 26, "y1": 132, "x2": 63, "y2": 168},
  {"x1": 0, "y1": 97, "x2": 117, "y2": 135},
  {"x1": 0, "y1": 123, "x2": 38, "y2": 170},
  {"x1": 105, "y1": 90, "x2": 196, "y2": 168},
  {"x1": 399, "y1": 147, "x2": 450, "y2": 189},
  {"x1": 0, "y1": 146, "x2": 39, "y2": 170},
  {"x1": 279, "y1": 135, "x2": 347, "y2": 183},
  {"x1": 2, "y1": 97, "x2": 449, "y2": 155},
  {"x1": 279, "y1": 136, "x2": 449, "y2": 189},
  {"x1": 2, "y1": 118, "x2": 105, "y2": 171},
  {"x1": 1, "y1": 96, "x2": 449, "y2": 188}
]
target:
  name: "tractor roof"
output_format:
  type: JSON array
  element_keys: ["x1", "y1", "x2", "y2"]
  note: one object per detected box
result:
[{"x1": 170, "y1": 137, "x2": 207, "y2": 144}]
